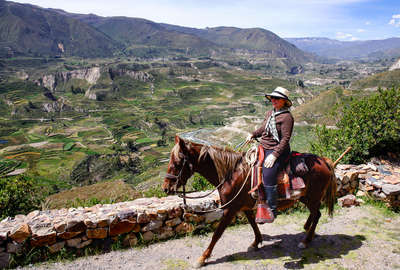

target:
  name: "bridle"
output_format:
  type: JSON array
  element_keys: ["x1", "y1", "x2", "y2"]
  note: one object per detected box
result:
[{"x1": 165, "y1": 151, "x2": 252, "y2": 213}]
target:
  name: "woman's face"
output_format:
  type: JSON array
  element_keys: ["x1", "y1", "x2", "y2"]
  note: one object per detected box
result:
[{"x1": 270, "y1": 97, "x2": 286, "y2": 110}]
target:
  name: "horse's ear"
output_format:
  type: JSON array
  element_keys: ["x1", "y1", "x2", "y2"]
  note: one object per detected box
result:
[{"x1": 175, "y1": 135, "x2": 180, "y2": 144}]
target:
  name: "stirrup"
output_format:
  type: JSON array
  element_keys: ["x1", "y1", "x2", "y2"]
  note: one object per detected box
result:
[{"x1": 255, "y1": 203, "x2": 275, "y2": 224}]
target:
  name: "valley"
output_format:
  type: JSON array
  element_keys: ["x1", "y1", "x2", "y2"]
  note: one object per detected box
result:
[
  {"x1": 0, "y1": 0, "x2": 399, "y2": 216},
  {"x1": 1, "y1": 54, "x2": 397, "y2": 211}
]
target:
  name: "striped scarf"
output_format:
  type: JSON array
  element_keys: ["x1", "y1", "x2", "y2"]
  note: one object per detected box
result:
[{"x1": 265, "y1": 108, "x2": 289, "y2": 142}]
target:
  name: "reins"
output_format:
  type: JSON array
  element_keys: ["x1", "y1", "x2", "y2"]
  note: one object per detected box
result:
[
  {"x1": 177, "y1": 168, "x2": 252, "y2": 214},
  {"x1": 165, "y1": 145, "x2": 253, "y2": 214}
]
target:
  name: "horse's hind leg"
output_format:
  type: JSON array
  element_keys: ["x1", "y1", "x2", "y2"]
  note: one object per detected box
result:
[
  {"x1": 194, "y1": 208, "x2": 236, "y2": 268},
  {"x1": 244, "y1": 210, "x2": 262, "y2": 251},
  {"x1": 299, "y1": 201, "x2": 321, "y2": 249},
  {"x1": 300, "y1": 197, "x2": 313, "y2": 231}
]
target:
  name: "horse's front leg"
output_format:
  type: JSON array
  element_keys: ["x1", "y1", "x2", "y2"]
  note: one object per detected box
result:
[
  {"x1": 194, "y1": 208, "x2": 237, "y2": 268},
  {"x1": 244, "y1": 210, "x2": 262, "y2": 251}
]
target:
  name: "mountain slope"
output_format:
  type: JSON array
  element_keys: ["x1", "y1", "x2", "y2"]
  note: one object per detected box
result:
[
  {"x1": 287, "y1": 37, "x2": 400, "y2": 60},
  {"x1": 162, "y1": 24, "x2": 314, "y2": 63},
  {"x1": 76, "y1": 15, "x2": 218, "y2": 53},
  {"x1": 0, "y1": 1, "x2": 119, "y2": 57}
]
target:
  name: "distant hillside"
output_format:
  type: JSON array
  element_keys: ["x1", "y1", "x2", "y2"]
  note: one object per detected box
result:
[
  {"x1": 287, "y1": 37, "x2": 400, "y2": 60},
  {"x1": 74, "y1": 15, "x2": 218, "y2": 56},
  {"x1": 0, "y1": 1, "x2": 119, "y2": 57},
  {"x1": 162, "y1": 24, "x2": 314, "y2": 63},
  {"x1": 350, "y1": 69, "x2": 400, "y2": 90},
  {"x1": 0, "y1": 0, "x2": 313, "y2": 64}
]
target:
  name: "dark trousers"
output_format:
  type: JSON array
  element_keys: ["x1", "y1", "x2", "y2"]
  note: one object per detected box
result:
[
  {"x1": 262, "y1": 148, "x2": 289, "y2": 213},
  {"x1": 262, "y1": 148, "x2": 290, "y2": 186}
]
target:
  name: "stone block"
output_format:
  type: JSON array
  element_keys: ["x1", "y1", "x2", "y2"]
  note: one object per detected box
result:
[
  {"x1": 109, "y1": 220, "x2": 136, "y2": 236},
  {"x1": 137, "y1": 213, "x2": 150, "y2": 223},
  {"x1": 58, "y1": 231, "x2": 82, "y2": 240},
  {"x1": 48, "y1": 241, "x2": 65, "y2": 254},
  {"x1": 123, "y1": 233, "x2": 138, "y2": 247},
  {"x1": 142, "y1": 231, "x2": 154, "y2": 242},
  {"x1": 87, "y1": 228, "x2": 108, "y2": 239},
  {"x1": 183, "y1": 213, "x2": 205, "y2": 223},
  {"x1": 338, "y1": 194, "x2": 359, "y2": 207},
  {"x1": 30, "y1": 224, "x2": 57, "y2": 247},
  {"x1": 141, "y1": 220, "x2": 162, "y2": 232},
  {"x1": 156, "y1": 227, "x2": 174, "y2": 240},
  {"x1": 84, "y1": 219, "x2": 97, "y2": 229},
  {"x1": 96, "y1": 218, "x2": 109, "y2": 228},
  {"x1": 66, "y1": 238, "x2": 81, "y2": 248},
  {"x1": 165, "y1": 217, "x2": 182, "y2": 227},
  {"x1": 76, "y1": 240, "x2": 92, "y2": 249},
  {"x1": 66, "y1": 220, "x2": 86, "y2": 232},
  {"x1": 54, "y1": 222, "x2": 67, "y2": 233},
  {"x1": 117, "y1": 210, "x2": 137, "y2": 222},
  {"x1": 205, "y1": 209, "x2": 223, "y2": 223},
  {"x1": 382, "y1": 184, "x2": 400, "y2": 196},
  {"x1": 168, "y1": 207, "x2": 183, "y2": 219},
  {"x1": 10, "y1": 223, "x2": 31, "y2": 243},
  {"x1": 175, "y1": 222, "x2": 194, "y2": 235}
]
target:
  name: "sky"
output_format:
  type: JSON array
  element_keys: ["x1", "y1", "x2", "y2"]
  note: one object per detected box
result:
[{"x1": 11, "y1": 0, "x2": 400, "y2": 41}]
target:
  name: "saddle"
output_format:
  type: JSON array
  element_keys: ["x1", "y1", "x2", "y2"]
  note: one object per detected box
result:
[{"x1": 248, "y1": 145, "x2": 307, "y2": 201}]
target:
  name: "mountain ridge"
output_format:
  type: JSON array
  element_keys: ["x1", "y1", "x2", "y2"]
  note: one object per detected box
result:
[{"x1": 286, "y1": 37, "x2": 400, "y2": 60}]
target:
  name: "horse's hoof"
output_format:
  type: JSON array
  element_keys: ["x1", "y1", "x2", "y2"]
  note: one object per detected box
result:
[
  {"x1": 193, "y1": 259, "x2": 205, "y2": 268},
  {"x1": 247, "y1": 245, "x2": 258, "y2": 252},
  {"x1": 298, "y1": 242, "x2": 307, "y2": 249}
]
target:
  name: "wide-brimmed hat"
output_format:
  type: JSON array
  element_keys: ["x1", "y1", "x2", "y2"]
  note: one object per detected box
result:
[{"x1": 265, "y1": 86, "x2": 292, "y2": 107}]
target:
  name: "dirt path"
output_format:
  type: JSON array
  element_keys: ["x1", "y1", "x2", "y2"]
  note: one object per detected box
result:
[{"x1": 23, "y1": 205, "x2": 400, "y2": 270}]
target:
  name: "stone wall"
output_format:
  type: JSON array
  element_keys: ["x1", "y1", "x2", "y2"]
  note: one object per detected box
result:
[
  {"x1": 335, "y1": 161, "x2": 400, "y2": 207},
  {"x1": 1, "y1": 161, "x2": 399, "y2": 268},
  {"x1": 0, "y1": 191, "x2": 222, "y2": 269}
]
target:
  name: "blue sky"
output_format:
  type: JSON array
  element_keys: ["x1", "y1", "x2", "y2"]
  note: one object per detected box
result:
[{"x1": 12, "y1": 0, "x2": 400, "y2": 40}]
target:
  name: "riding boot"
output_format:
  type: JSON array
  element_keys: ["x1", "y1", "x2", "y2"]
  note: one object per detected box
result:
[{"x1": 266, "y1": 185, "x2": 278, "y2": 219}]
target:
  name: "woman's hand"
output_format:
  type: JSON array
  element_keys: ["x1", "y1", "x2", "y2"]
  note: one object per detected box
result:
[
  {"x1": 245, "y1": 134, "x2": 253, "y2": 143},
  {"x1": 264, "y1": 154, "x2": 277, "y2": 168}
]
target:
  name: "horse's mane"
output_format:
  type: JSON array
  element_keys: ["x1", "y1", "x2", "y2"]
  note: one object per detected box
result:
[{"x1": 199, "y1": 144, "x2": 247, "y2": 181}]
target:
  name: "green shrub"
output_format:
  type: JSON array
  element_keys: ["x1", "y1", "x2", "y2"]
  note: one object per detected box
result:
[
  {"x1": 311, "y1": 87, "x2": 400, "y2": 163},
  {"x1": 190, "y1": 173, "x2": 213, "y2": 191},
  {"x1": 0, "y1": 175, "x2": 43, "y2": 219}
]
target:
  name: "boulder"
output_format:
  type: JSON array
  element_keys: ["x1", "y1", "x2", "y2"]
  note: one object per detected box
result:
[
  {"x1": 205, "y1": 210, "x2": 223, "y2": 223},
  {"x1": 141, "y1": 220, "x2": 162, "y2": 232},
  {"x1": 66, "y1": 238, "x2": 81, "y2": 248},
  {"x1": 165, "y1": 217, "x2": 182, "y2": 227},
  {"x1": 109, "y1": 220, "x2": 136, "y2": 236},
  {"x1": 142, "y1": 231, "x2": 154, "y2": 242},
  {"x1": 77, "y1": 240, "x2": 92, "y2": 249},
  {"x1": 87, "y1": 228, "x2": 108, "y2": 239},
  {"x1": 9, "y1": 223, "x2": 31, "y2": 243},
  {"x1": 48, "y1": 241, "x2": 65, "y2": 254},
  {"x1": 382, "y1": 184, "x2": 400, "y2": 196},
  {"x1": 338, "y1": 194, "x2": 360, "y2": 207},
  {"x1": 175, "y1": 222, "x2": 194, "y2": 235}
]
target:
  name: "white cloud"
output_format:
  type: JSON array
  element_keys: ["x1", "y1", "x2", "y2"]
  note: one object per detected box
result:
[
  {"x1": 389, "y1": 14, "x2": 400, "y2": 27},
  {"x1": 357, "y1": 29, "x2": 366, "y2": 33},
  {"x1": 365, "y1": 21, "x2": 371, "y2": 25},
  {"x1": 336, "y1": 32, "x2": 359, "y2": 41}
]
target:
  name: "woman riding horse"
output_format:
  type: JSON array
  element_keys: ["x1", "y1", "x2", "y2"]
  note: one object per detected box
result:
[{"x1": 246, "y1": 86, "x2": 294, "y2": 223}]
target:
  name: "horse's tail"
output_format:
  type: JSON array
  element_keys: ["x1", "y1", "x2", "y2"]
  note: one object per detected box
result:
[{"x1": 322, "y1": 157, "x2": 336, "y2": 217}]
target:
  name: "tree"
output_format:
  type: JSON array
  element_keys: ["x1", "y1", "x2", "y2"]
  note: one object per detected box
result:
[{"x1": 311, "y1": 87, "x2": 400, "y2": 164}]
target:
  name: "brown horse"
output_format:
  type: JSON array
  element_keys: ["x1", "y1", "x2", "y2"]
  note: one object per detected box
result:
[{"x1": 162, "y1": 136, "x2": 336, "y2": 268}]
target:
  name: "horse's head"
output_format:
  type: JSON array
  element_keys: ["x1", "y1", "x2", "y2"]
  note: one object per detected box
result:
[{"x1": 162, "y1": 136, "x2": 195, "y2": 195}]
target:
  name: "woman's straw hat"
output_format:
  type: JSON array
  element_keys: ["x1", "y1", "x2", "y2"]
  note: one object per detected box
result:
[{"x1": 265, "y1": 86, "x2": 292, "y2": 107}]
